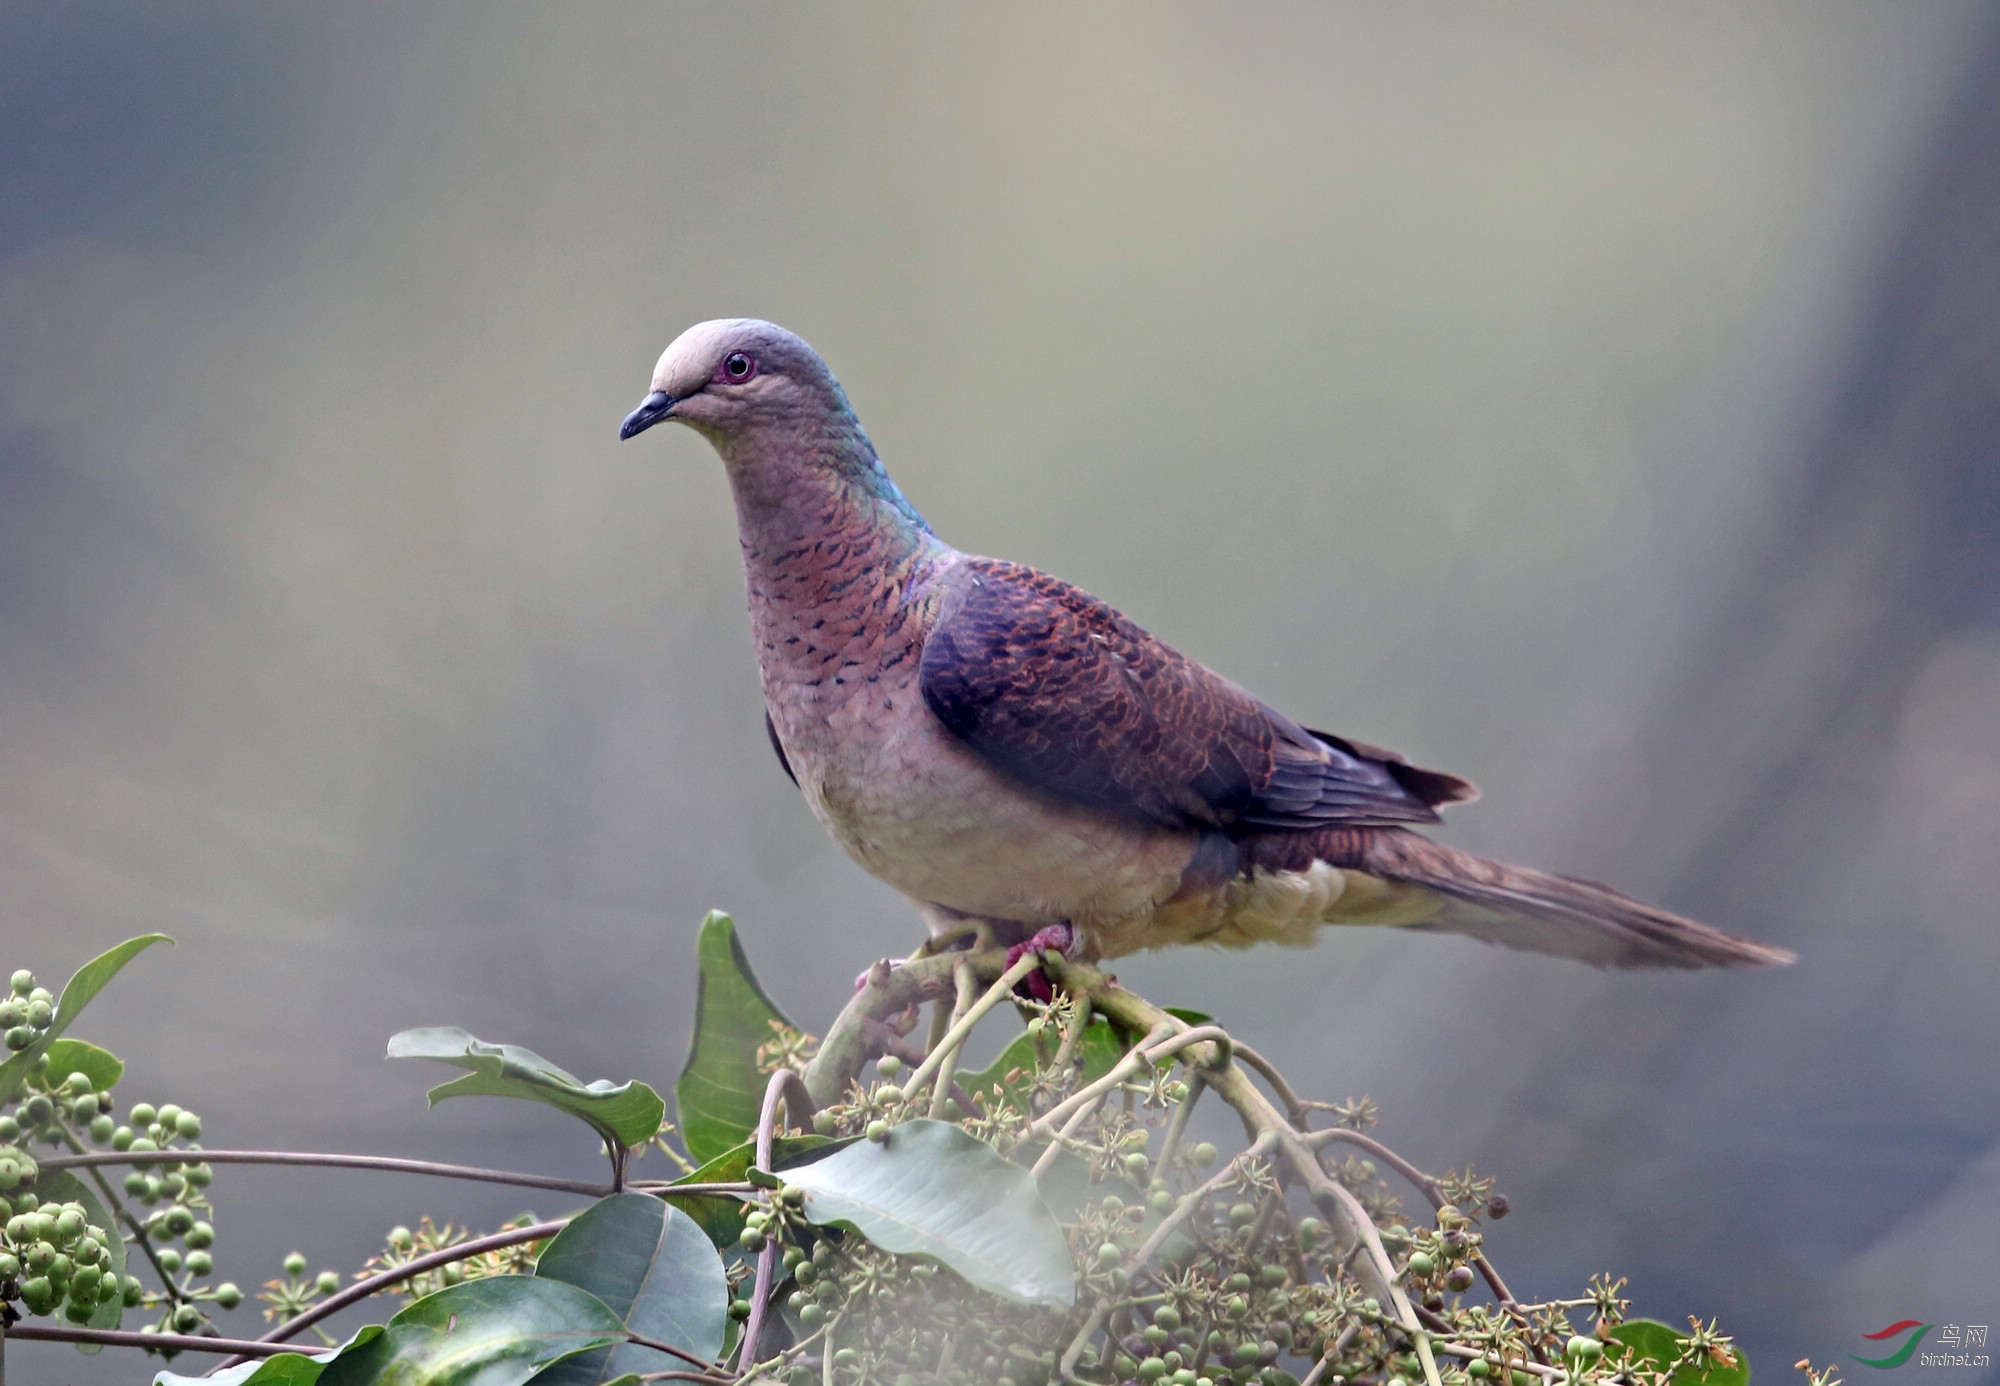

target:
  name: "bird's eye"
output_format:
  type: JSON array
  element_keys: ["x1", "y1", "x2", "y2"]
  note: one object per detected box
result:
[{"x1": 720, "y1": 351, "x2": 757, "y2": 383}]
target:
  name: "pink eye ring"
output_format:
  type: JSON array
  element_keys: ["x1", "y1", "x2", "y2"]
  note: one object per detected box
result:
[{"x1": 719, "y1": 351, "x2": 758, "y2": 384}]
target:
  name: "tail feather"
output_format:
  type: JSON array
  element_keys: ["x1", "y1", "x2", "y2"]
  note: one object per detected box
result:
[{"x1": 1356, "y1": 830, "x2": 1796, "y2": 970}]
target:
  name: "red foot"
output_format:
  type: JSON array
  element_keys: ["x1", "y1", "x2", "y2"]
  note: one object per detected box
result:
[{"x1": 1004, "y1": 923, "x2": 1077, "y2": 1004}]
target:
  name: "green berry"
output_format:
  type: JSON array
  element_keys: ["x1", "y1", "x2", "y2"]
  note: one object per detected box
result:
[
  {"x1": 25, "y1": 1000, "x2": 52, "y2": 1029},
  {"x1": 0, "y1": 1251, "x2": 17, "y2": 1278},
  {"x1": 1153, "y1": 1305, "x2": 1183, "y2": 1330},
  {"x1": 74, "y1": 1235, "x2": 102, "y2": 1264},
  {"x1": 123, "y1": 1170, "x2": 149, "y2": 1196},
  {"x1": 1139, "y1": 1360, "x2": 1169, "y2": 1382},
  {"x1": 215, "y1": 1282, "x2": 242, "y2": 1309},
  {"x1": 63, "y1": 1296, "x2": 94, "y2": 1323},
  {"x1": 20, "y1": 1273, "x2": 55, "y2": 1314},
  {"x1": 156, "y1": 1104, "x2": 183, "y2": 1130},
  {"x1": 7, "y1": 970, "x2": 30, "y2": 996},
  {"x1": 25, "y1": 987, "x2": 50, "y2": 1006},
  {"x1": 128, "y1": 1135, "x2": 157, "y2": 1153},
  {"x1": 876, "y1": 1054, "x2": 903, "y2": 1077},
  {"x1": 1567, "y1": 1337, "x2": 1603, "y2": 1363},
  {"x1": 875, "y1": 1084, "x2": 903, "y2": 1104},
  {"x1": 282, "y1": 1251, "x2": 307, "y2": 1277},
  {"x1": 728, "y1": 1296, "x2": 753, "y2": 1321},
  {"x1": 388, "y1": 1225, "x2": 414, "y2": 1249},
  {"x1": 89, "y1": 1114, "x2": 114, "y2": 1142},
  {"x1": 54, "y1": 1207, "x2": 83, "y2": 1239},
  {"x1": 173, "y1": 1303, "x2": 203, "y2": 1332},
  {"x1": 1405, "y1": 1251, "x2": 1435, "y2": 1278},
  {"x1": 833, "y1": 1349, "x2": 860, "y2": 1370},
  {"x1": 812, "y1": 1111, "x2": 836, "y2": 1135},
  {"x1": 25, "y1": 1240, "x2": 56, "y2": 1272},
  {"x1": 185, "y1": 1220, "x2": 215, "y2": 1249},
  {"x1": 1125, "y1": 1151, "x2": 1151, "y2": 1176},
  {"x1": 781, "y1": 1183, "x2": 805, "y2": 1207},
  {"x1": 1189, "y1": 1142, "x2": 1217, "y2": 1168},
  {"x1": 782, "y1": 1244, "x2": 806, "y2": 1270},
  {"x1": 1259, "y1": 1264, "x2": 1288, "y2": 1287},
  {"x1": 129, "y1": 1103, "x2": 157, "y2": 1127},
  {"x1": 1229, "y1": 1201, "x2": 1258, "y2": 1226},
  {"x1": 866, "y1": 1120, "x2": 890, "y2": 1143},
  {"x1": 1226, "y1": 1272, "x2": 1252, "y2": 1292},
  {"x1": 1150, "y1": 1187, "x2": 1175, "y2": 1212},
  {"x1": 795, "y1": 1260, "x2": 819, "y2": 1286},
  {"x1": 0, "y1": 1002, "x2": 19, "y2": 1028},
  {"x1": 110, "y1": 1125, "x2": 135, "y2": 1151},
  {"x1": 315, "y1": 1269, "x2": 340, "y2": 1295},
  {"x1": 175, "y1": 1111, "x2": 202, "y2": 1140},
  {"x1": 739, "y1": 1227, "x2": 767, "y2": 1254},
  {"x1": 0, "y1": 1158, "x2": 18, "y2": 1191},
  {"x1": 20, "y1": 1094, "x2": 51, "y2": 1124},
  {"x1": 1226, "y1": 1293, "x2": 1250, "y2": 1319},
  {"x1": 798, "y1": 1301, "x2": 827, "y2": 1328},
  {"x1": 163, "y1": 1206, "x2": 195, "y2": 1237},
  {"x1": 181, "y1": 1248, "x2": 212, "y2": 1277},
  {"x1": 70, "y1": 1095, "x2": 97, "y2": 1123},
  {"x1": 1095, "y1": 1242, "x2": 1124, "y2": 1268},
  {"x1": 0, "y1": 1115, "x2": 17, "y2": 1141},
  {"x1": 157, "y1": 1248, "x2": 182, "y2": 1273}
]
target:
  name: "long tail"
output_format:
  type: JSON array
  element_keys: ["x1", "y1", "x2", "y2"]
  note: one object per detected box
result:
[{"x1": 1337, "y1": 829, "x2": 1796, "y2": 969}]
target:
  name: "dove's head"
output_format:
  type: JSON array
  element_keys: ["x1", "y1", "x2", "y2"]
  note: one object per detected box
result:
[{"x1": 619, "y1": 318, "x2": 852, "y2": 450}]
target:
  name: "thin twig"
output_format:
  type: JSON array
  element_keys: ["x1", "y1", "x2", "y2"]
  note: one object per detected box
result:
[
  {"x1": 221, "y1": 1217, "x2": 570, "y2": 1365},
  {"x1": 40, "y1": 1148, "x2": 619, "y2": 1198},
  {"x1": 1028, "y1": 1093, "x2": 1104, "y2": 1180},
  {"x1": 929, "y1": 961, "x2": 978, "y2": 1120},
  {"x1": 1298, "y1": 1324, "x2": 1361, "y2": 1386},
  {"x1": 899, "y1": 952, "x2": 1039, "y2": 1102},
  {"x1": 626, "y1": 1329, "x2": 727, "y2": 1374},
  {"x1": 736, "y1": 1069, "x2": 793, "y2": 1373},
  {"x1": 3, "y1": 1324, "x2": 308, "y2": 1358},
  {"x1": 1231, "y1": 1039, "x2": 1312, "y2": 1129}
]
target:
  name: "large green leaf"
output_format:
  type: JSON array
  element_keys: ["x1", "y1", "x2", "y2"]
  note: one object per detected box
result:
[
  {"x1": 40, "y1": 1037, "x2": 124, "y2": 1094},
  {"x1": 530, "y1": 1193, "x2": 729, "y2": 1383},
  {"x1": 315, "y1": 1276, "x2": 626, "y2": 1386},
  {"x1": 36, "y1": 1169, "x2": 128, "y2": 1347},
  {"x1": 1609, "y1": 1320, "x2": 1751, "y2": 1386},
  {"x1": 957, "y1": 1017, "x2": 1132, "y2": 1114},
  {"x1": 674, "y1": 912, "x2": 795, "y2": 1163},
  {"x1": 659, "y1": 1134, "x2": 835, "y2": 1249},
  {"x1": 387, "y1": 1028, "x2": 665, "y2": 1150},
  {"x1": 786, "y1": 1118, "x2": 1075, "y2": 1307},
  {"x1": 0, "y1": 934, "x2": 170, "y2": 1101}
]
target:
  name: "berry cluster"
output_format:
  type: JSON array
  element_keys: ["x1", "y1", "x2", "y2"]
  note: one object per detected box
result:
[
  {"x1": 1, "y1": 970, "x2": 54, "y2": 1054},
  {"x1": 0, "y1": 1194, "x2": 129, "y2": 1321}
]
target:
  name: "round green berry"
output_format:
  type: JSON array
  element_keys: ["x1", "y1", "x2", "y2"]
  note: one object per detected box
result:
[
  {"x1": 25, "y1": 1239, "x2": 57, "y2": 1272},
  {"x1": 63, "y1": 1296, "x2": 95, "y2": 1323},
  {"x1": 876, "y1": 1054, "x2": 903, "y2": 1077},
  {"x1": 833, "y1": 1349, "x2": 859, "y2": 1370},
  {"x1": 811, "y1": 1110, "x2": 836, "y2": 1135},
  {"x1": 19, "y1": 1273, "x2": 55, "y2": 1314},
  {"x1": 780, "y1": 1183, "x2": 805, "y2": 1207},
  {"x1": 89, "y1": 1114, "x2": 114, "y2": 1143},
  {"x1": 128, "y1": 1135, "x2": 157, "y2": 1153},
  {"x1": 25, "y1": 1000, "x2": 52, "y2": 1029},
  {"x1": 0, "y1": 1251, "x2": 18, "y2": 1278},
  {"x1": 315, "y1": 1269, "x2": 340, "y2": 1295},
  {"x1": 122, "y1": 1275, "x2": 144, "y2": 1306},
  {"x1": 1229, "y1": 1201, "x2": 1258, "y2": 1226},
  {"x1": 782, "y1": 1244, "x2": 806, "y2": 1271},
  {"x1": 69, "y1": 1095, "x2": 97, "y2": 1124},
  {"x1": 728, "y1": 1296, "x2": 753, "y2": 1321},
  {"x1": 1095, "y1": 1242, "x2": 1123, "y2": 1268},
  {"x1": 19, "y1": 1095, "x2": 51, "y2": 1125},
  {"x1": 795, "y1": 1260, "x2": 819, "y2": 1286},
  {"x1": 1189, "y1": 1142, "x2": 1218, "y2": 1168},
  {"x1": 739, "y1": 1227, "x2": 767, "y2": 1254},
  {"x1": 866, "y1": 1120, "x2": 890, "y2": 1143},
  {"x1": 173, "y1": 1303, "x2": 203, "y2": 1333},
  {"x1": 6, "y1": 971, "x2": 29, "y2": 996},
  {"x1": 1567, "y1": 1337, "x2": 1604, "y2": 1363},
  {"x1": 0, "y1": 1115, "x2": 18, "y2": 1141},
  {"x1": 155, "y1": 1104, "x2": 183, "y2": 1130},
  {"x1": 157, "y1": 1248, "x2": 182, "y2": 1273},
  {"x1": 123, "y1": 1170, "x2": 149, "y2": 1196},
  {"x1": 1150, "y1": 1187, "x2": 1175, "y2": 1213},
  {"x1": 181, "y1": 1249, "x2": 209, "y2": 1277},
  {"x1": 162, "y1": 1206, "x2": 195, "y2": 1237},
  {"x1": 388, "y1": 1225, "x2": 414, "y2": 1249},
  {"x1": 185, "y1": 1220, "x2": 215, "y2": 1250},
  {"x1": 0, "y1": 1158, "x2": 19, "y2": 1191},
  {"x1": 1139, "y1": 1359, "x2": 1169, "y2": 1382},
  {"x1": 215, "y1": 1282, "x2": 242, "y2": 1309},
  {"x1": 282, "y1": 1251, "x2": 307, "y2": 1277},
  {"x1": 129, "y1": 1103, "x2": 157, "y2": 1127},
  {"x1": 0, "y1": 1002, "x2": 19, "y2": 1029},
  {"x1": 175, "y1": 1111, "x2": 202, "y2": 1140},
  {"x1": 1405, "y1": 1251, "x2": 1435, "y2": 1278}
]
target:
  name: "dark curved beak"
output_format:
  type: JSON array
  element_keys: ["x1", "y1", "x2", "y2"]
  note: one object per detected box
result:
[{"x1": 619, "y1": 390, "x2": 675, "y2": 441}]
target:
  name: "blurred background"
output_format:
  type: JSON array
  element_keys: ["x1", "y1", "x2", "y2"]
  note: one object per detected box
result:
[{"x1": 5, "y1": 3, "x2": 1999, "y2": 1379}]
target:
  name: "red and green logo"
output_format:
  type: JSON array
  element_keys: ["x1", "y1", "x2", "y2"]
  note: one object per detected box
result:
[{"x1": 1852, "y1": 1322, "x2": 1932, "y2": 1369}]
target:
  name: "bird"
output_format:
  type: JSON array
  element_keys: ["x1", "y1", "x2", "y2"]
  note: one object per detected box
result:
[{"x1": 619, "y1": 319, "x2": 1795, "y2": 975}]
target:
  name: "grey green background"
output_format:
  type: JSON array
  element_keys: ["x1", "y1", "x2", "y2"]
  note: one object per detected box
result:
[{"x1": 5, "y1": 4, "x2": 1999, "y2": 1380}]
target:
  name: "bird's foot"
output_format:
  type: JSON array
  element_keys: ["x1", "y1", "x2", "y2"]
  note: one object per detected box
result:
[{"x1": 1004, "y1": 923, "x2": 1077, "y2": 1004}]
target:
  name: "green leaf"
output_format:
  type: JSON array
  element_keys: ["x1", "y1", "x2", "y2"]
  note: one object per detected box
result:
[
  {"x1": 155, "y1": 1336, "x2": 368, "y2": 1386},
  {"x1": 387, "y1": 1028, "x2": 666, "y2": 1150},
  {"x1": 674, "y1": 912, "x2": 795, "y2": 1164},
  {"x1": 531, "y1": 1193, "x2": 728, "y2": 1383},
  {"x1": 1609, "y1": 1320, "x2": 1751, "y2": 1386},
  {"x1": 40, "y1": 1037, "x2": 124, "y2": 1094},
  {"x1": 662, "y1": 1135, "x2": 835, "y2": 1249},
  {"x1": 786, "y1": 1118, "x2": 1075, "y2": 1307},
  {"x1": 1163, "y1": 1006, "x2": 1213, "y2": 1027},
  {"x1": 37, "y1": 1168, "x2": 128, "y2": 1346},
  {"x1": 313, "y1": 1276, "x2": 626, "y2": 1386},
  {"x1": 957, "y1": 1017, "x2": 1131, "y2": 1114},
  {"x1": 0, "y1": 934, "x2": 170, "y2": 1101}
]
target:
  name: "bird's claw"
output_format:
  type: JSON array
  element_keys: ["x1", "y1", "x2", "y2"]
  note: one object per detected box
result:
[{"x1": 1004, "y1": 923, "x2": 1077, "y2": 1004}]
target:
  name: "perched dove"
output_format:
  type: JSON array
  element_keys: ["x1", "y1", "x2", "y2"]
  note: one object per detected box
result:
[{"x1": 621, "y1": 320, "x2": 1794, "y2": 972}]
